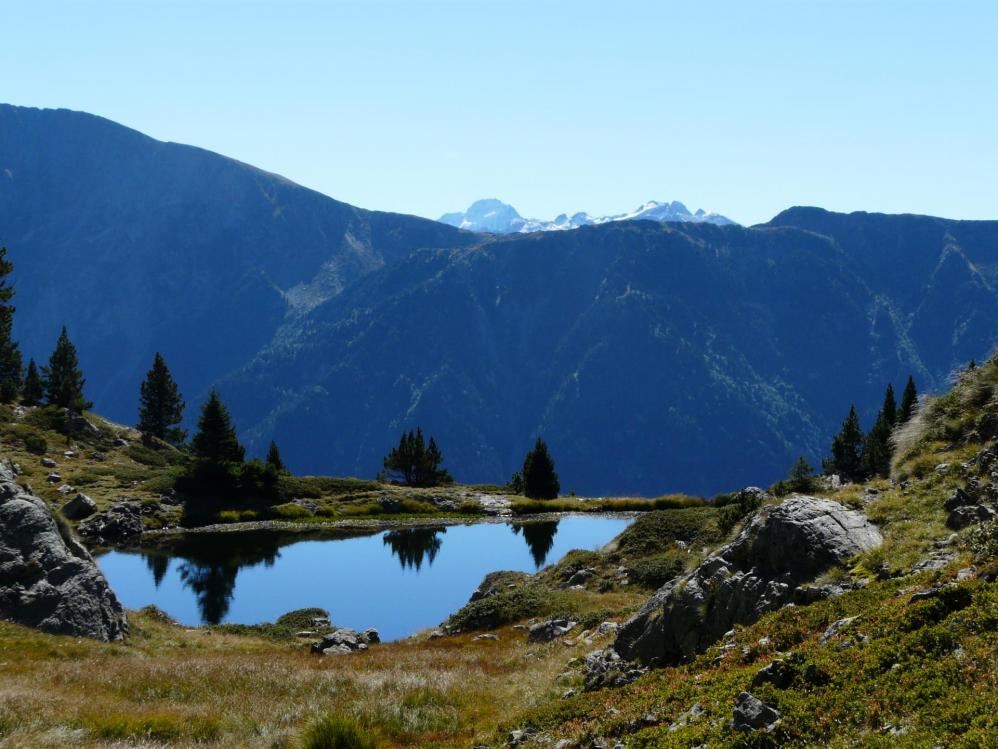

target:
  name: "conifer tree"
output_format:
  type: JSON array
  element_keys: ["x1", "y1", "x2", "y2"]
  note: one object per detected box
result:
[
  {"x1": 191, "y1": 390, "x2": 245, "y2": 465},
  {"x1": 861, "y1": 383, "x2": 899, "y2": 478},
  {"x1": 266, "y1": 440, "x2": 285, "y2": 472},
  {"x1": 788, "y1": 455, "x2": 814, "y2": 491},
  {"x1": 137, "y1": 352, "x2": 186, "y2": 444},
  {"x1": 522, "y1": 437, "x2": 560, "y2": 499},
  {"x1": 42, "y1": 326, "x2": 91, "y2": 411},
  {"x1": 382, "y1": 427, "x2": 451, "y2": 487},
  {"x1": 881, "y1": 383, "x2": 898, "y2": 425},
  {"x1": 827, "y1": 405, "x2": 865, "y2": 482},
  {"x1": 0, "y1": 247, "x2": 22, "y2": 402},
  {"x1": 21, "y1": 358, "x2": 42, "y2": 406},
  {"x1": 898, "y1": 376, "x2": 918, "y2": 424}
]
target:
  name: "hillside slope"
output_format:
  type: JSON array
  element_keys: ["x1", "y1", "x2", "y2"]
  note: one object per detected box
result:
[
  {"x1": 0, "y1": 104, "x2": 472, "y2": 423},
  {"x1": 224, "y1": 217, "x2": 998, "y2": 494},
  {"x1": 2, "y1": 354, "x2": 998, "y2": 748}
]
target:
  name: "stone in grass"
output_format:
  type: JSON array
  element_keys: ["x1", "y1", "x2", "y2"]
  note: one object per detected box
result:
[
  {"x1": 947, "y1": 504, "x2": 994, "y2": 530},
  {"x1": 311, "y1": 627, "x2": 380, "y2": 656},
  {"x1": 62, "y1": 492, "x2": 97, "y2": 520},
  {"x1": 752, "y1": 659, "x2": 795, "y2": 689},
  {"x1": 732, "y1": 691, "x2": 781, "y2": 731},
  {"x1": 528, "y1": 618, "x2": 578, "y2": 643}
]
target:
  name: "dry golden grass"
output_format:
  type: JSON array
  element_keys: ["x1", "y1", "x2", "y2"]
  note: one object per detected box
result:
[{"x1": 0, "y1": 605, "x2": 626, "y2": 748}]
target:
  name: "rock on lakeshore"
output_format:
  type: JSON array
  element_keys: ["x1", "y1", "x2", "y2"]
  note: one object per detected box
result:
[
  {"x1": 0, "y1": 460, "x2": 127, "y2": 640},
  {"x1": 311, "y1": 627, "x2": 380, "y2": 655},
  {"x1": 612, "y1": 496, "x2": 882, "y2": 667}
]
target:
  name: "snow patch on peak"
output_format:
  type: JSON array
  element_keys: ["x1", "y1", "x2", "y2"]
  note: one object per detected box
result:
[{"x1": 439, "y1": 198, "x2": 736, "y2": 234}]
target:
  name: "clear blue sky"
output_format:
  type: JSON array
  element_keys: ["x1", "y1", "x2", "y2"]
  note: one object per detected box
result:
[{"x1": 4, "y1": 1, "x2": 996, "y2": 225}]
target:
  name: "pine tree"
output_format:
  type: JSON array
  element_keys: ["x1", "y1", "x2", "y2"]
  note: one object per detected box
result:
[
  {"x1": 881, "y1": 383, "x2": 898, "y2": 426},
  {"x1": 137, "y1": 352, "x2": 186, "y2": 444},
  {"x1": 862, "y1": 415, "x2": 892, "y2": 479},
  {"x1": 522, "y1": 437, "x2": 560, "y2": 499},
  {"x1": 266, "y1": 440, "x2": 285, "y2": 472},
  {"x1": 898, "y1": 376, "x2": 918, "y2": 424},
  {"x1": 382, "y1": 428, "x2": 451, "y2": 486},
  {"x1": 827, "y1": 405, "x2": 865, "y2": 482},
  {"x1": 788, "y1": 455, "x2": 814, "y2": 491},
  {"x1": 0, "y1": 247, "x2": 22, "y2": 402},
  {"x1": 21, "y1": 358, "x2": 43, "y2": 406},
  {"x1": 42, "y1": 326, "x2": 91, "y2": 411},
  {"x1": 191, "y1": 390, "x2": 245, "y2": 465}
]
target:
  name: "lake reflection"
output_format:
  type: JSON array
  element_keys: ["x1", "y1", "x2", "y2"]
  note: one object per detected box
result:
[{"x1": 98, "y1": 516, "x2": 632, "y2": 640}]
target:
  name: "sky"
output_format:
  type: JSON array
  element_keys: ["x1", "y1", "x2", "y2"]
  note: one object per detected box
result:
[{"x1": 3, "y1": 0, "x2": 996, "y2": 226}]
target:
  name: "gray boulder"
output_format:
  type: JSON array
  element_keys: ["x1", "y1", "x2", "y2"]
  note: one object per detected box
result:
[
  {"x1": 310, "y1": 626, "x2": 378, "y2": 655},
  {"x1": 583, "y1": 648, "x2": 648, "y2": 691},
  {"x1": 613, "y1": 496, "x2": 881, "y2": 667},
  {"x1": 944, "y1": 487, "x2": 975, "y2": 512},
  {"x1": 946, "y1": 503, "x2": 994, "y2": 530},
  {"x1": 528, "y1": 618, "x2": 577, "y2": 643},
  {"x1": 0, "y1": 460, "x2": 127, "y2": 640},
  {"x1": 732, "y1": 691, "x2": 780, "y2": 731},
  {"x1": 78, "y1": 500, "x2": 144, "y2": 543},
  {"x1": 62, "y1": 492, "x2": 97, "y2": 520}
]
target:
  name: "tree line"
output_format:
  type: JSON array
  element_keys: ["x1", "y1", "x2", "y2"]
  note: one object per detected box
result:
[
  {"x1": 785, "y1": 375, "x2": 920, "y2": 489},
  {"x1": 2, "y1": 245, "x2": 564, "y2": 499}
]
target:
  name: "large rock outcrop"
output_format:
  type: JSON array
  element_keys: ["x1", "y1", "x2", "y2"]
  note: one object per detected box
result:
[
  {"x1": 613, "y1": 496, "x2": 881, "y2": 667},
  {"x1": 0, "y1": 461, "x2": 127, "y2": 640}
]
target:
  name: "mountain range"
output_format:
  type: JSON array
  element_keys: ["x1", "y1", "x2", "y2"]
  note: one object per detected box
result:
[
  {"x1": 438, "y1": 198, "x2": 735, "y2": 233},
  {"x1": 2, "y1": 103, "x2": 997, "y2": 494}
]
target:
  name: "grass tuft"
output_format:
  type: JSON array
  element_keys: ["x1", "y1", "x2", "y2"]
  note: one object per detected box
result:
[{"x1": 299, "y1": 714, "x2": 379, "y2": 749}]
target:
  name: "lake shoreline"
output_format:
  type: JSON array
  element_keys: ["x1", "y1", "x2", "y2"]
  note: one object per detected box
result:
[{"x1": 132, "y1": 510, "x2": 640, "y2": 547}]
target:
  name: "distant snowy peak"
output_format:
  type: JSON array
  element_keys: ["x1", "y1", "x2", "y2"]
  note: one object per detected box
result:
[{"x1": 439, "y1": 199, "x2": 736, "y2": 233}]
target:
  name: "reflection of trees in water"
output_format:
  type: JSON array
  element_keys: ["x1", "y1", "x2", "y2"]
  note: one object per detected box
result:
[
  {"x1": 383, "y1": 527, "x2": 446, "y2": 571},
  {"x1": 511, "y1": 520, "x2": 559, "y2": 569},
  {"x1": 157, "y1": 531, "x2": 284, "y2": 624},
  {"x1": 143, "y1": 554, "x2": 170, "y2": 588}
]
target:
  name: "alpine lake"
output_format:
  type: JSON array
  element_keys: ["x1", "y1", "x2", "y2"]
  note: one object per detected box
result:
[{"x1": 96, "y1": 515, "x2": 633, "y2": 641}]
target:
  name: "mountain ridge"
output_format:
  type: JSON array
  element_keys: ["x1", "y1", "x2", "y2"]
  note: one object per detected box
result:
[
  {"x1": 439, "y1": 197, "x2": 735, "y2": 233},
  {"x1": 0, "y1": 103, "x2": 474, "y2": 423},
  {"x1": 4, "y1": 104, "x2": 998, "y2": 495}
]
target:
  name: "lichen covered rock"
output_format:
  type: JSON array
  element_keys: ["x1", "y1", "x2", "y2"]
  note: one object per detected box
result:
[
  {"x1": 0, "y1": 460, "x2": 127, "y2": 640},
  {"x1": 612, "y1": 496, "x2": 881, "y2": 667}
]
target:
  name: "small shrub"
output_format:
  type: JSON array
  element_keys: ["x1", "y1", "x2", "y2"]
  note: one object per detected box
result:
[
  {"x1": 716, "y1": 488, "x2": 765, "y2": 535},
  {"x1": 126, "y1": 443, "x2": 168, "y2": 467},
  {"x1": 216, "y1": 509, "x2": 260, "y2": 523},
  {"x1": 968, "y1": 519, "x2": 998, "y2": 560},
  {"x1": 23, "y1": 432, "x2": 47, "y2": 455},
  {"x1": 457, "y1": 500, "x2": 485, "y2": 514},
  {"x1": 142, "y1": 469, "x2": 181, "y2": 494},
  {"x1": 300, "y1": 714, "x2": 378, "y2": 749},
  {"x1": 269, "y1": 503, "x2": 314, "y2": 520},
  {"x1": 24, "y1": 405, "x2": 62, "y2": 432},
  {"x1": 445, "y1": 584, "x2": 546, "y2": 632},
  {"x1": 276, "y1": 607, "x2": 330, "y2": 629},
  {"x1": 615, "y1": 508, "x2": 721, "y2": 558},
  {"x1": 627, "y1": 553, "x2": 685, "y2": 588}
]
